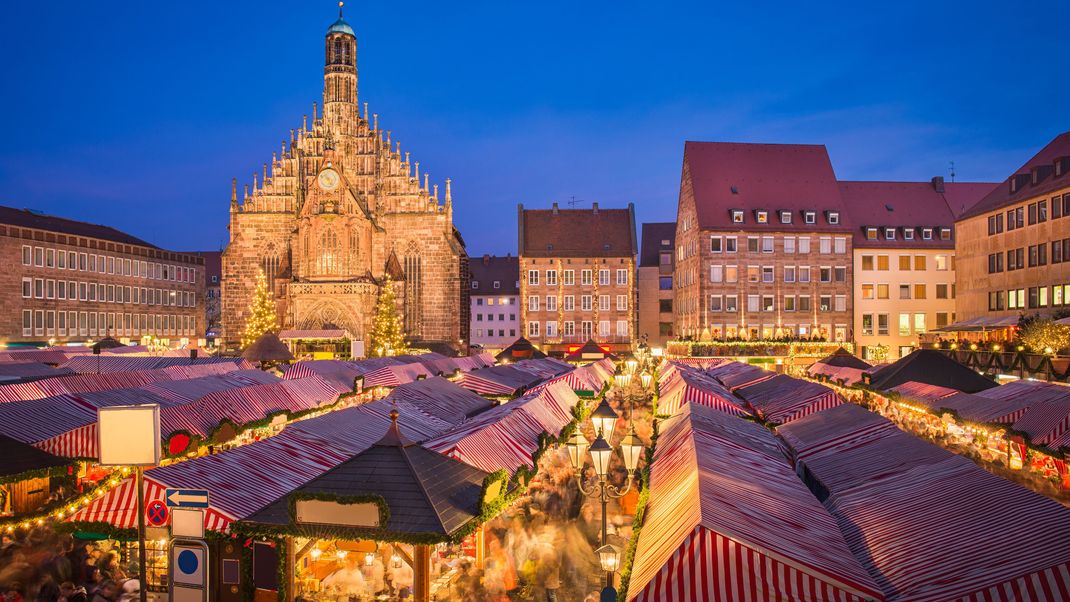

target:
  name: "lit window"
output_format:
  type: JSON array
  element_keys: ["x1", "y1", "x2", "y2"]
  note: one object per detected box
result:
[
  {"x1": 755, "y1": 210, "x2": 768, "y2": 223},
  {"x1": 884, "y1": 228, "x2": 896, "y2": 240},
  {"x1": 731, "y1": 210, "x2": 744, "y2": 223},
  {"x1": 803, "y1": 211, "x2": 816, "y2": 224}
]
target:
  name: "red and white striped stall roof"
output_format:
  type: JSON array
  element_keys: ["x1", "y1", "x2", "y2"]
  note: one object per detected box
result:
[
  {"x1": 384, "y1": 376, "x2": 493, "y2": 424},
  {"x1": 657, "y1": 362, "x2": 749, "y2": 417},
  {"x1": 808, "y1": 363, "x2": 867, "y2": 387},
  {"x1": 68, "y1": 397, "x2": 462, "y2": 532},
  {"x1": 0, "y1": 350, "x2": 73, "y2": 364},
  {"x1": 0, "y1": 395, "x2": 99, "y2": 457},
  {"x1": 706, "y1": 362, "x2": 775, "y2": 391},
  {"x1": 734, "y1": 373, "x2": 842, "y2": 425},
  {"x1": 0, "y1": 361, "x2": 249, "y2": 403},
  {"x1": 779, "y1": 404, "x2": 1070, "y2": 601},
  {"x1": 926, "y1": 391, "x2": 1035, "y2": 425},
  {"x1": 423, "y1": 380, "x2": 580, "y2": 473},
  {"x1": 628, "y1": 403, "x2": 884, "y2": 602},
  {"x1": 459, "y1": 365, "x2": 545, "y2": 396},
  {"x1": 361, "y1": 363, "x2": 434, "y2": 388},
  {"x1": 886, "y1": 380, "x2": 960, "y2": 404},
  {"x1": 60, "y1": 355, "x2": 249, "y2": 374}
]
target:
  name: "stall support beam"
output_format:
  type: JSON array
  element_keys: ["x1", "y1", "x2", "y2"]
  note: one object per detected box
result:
[
  {"x1": 286, "y1": 537, "x2": 295, "y2": 602},
  {"x1": 413, "y1": 544, "x2": 430, "y2": 602},
  {"x1": 475, "y1": 525, "x2": 486, "y2": 570}
]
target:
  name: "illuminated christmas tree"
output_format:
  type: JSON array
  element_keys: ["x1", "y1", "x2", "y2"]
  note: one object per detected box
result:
[
  {"x1": 241, "y1": 270, "x2": 279, "y2": 349},
  {"x1": 370, "y1": 277, "x2": 407, "y2": 356}
]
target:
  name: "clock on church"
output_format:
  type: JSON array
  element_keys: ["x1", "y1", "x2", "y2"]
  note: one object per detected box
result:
[{"x1": 317, "y1": 168, "x2": 340, "y2": 191}]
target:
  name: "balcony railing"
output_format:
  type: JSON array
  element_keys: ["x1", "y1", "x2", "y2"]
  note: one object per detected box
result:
[{"x1": 934, "y1": 349, "x2": 1070, "y2": 382}]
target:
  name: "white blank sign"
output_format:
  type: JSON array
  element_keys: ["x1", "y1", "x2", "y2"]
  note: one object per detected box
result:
[
  {"x1": 97, "y1": 405, "x2": 160, "y2": 466},
  {"x1": 171, "y1": 508, "x2": 204, "y2": 539}
]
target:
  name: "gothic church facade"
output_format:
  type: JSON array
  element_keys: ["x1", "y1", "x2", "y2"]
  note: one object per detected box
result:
[{"x1": 222, "y1": 7, "x2": 466, "y2": 351}]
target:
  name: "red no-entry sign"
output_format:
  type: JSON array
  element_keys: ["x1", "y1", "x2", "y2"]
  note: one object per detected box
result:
[{"x1": 146, "y1": 500, "x2": 169, "y2": 527}]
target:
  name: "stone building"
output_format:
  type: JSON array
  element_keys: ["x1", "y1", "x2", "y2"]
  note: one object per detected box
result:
[
  {"x1": 468, "y1": 254, "x2": 520, "y2": 353},
  {"x1": 0, "y1": 205, "x2": 205, "y2": 345},
  {"x1": 518, "y1": 203, "x2": 638, "y2": 355},
  {"x1": 841, "y1": 178, "x2": 995, "y2": 360},
  {"x1": 637, "y1": 223, "x2": 676, "y2": 348},
  {"x1": 222, "y1": 8, "x2": 466, "y2": 351},
  {"x1": 674, "y1": 142, "x2": 854, "y2": 342},
  {"x1": 954, "y1": 131, "x2": 1070, "y2": 329}
]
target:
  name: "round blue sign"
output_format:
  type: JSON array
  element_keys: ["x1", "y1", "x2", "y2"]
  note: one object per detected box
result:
[{"x1": 177, "y1": 549, "x2": 199, "y2": 575}]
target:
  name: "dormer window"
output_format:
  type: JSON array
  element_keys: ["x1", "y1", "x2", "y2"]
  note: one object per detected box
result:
[
  {"x1": 493, "y1": 280, "x2": 501, "y2": 289},
  {"x1": 865, "y1": 227, "x2": 878, "y2": 240},
  {"x1": 921, "y1": 228, "x2": 933, "y2": 240},
  {"x1": 939, "y1": 227, "x2": 951, "y2": 240},
  {"x1": 471, "y1": 280, "x2": 479, "y2": 289},
  {"x1": 826, "y1": 211, "x2": 840, "y2": 225},
  {"x1": 803, "y1": 211, "x2": 816, "y2": 224},
  {"x1": 884, "y1": 227, "x2": 896, "y2": 240},
  {"x1": 779, "y1": 210, "x2": 792, "y2": 224},
  {"x1": 903, "y1": 228, "x2": 915, "y2": 240},
  {"x1": 731, "y1": 210, "x2": 745, "y2": 224},
  {"x1": 755, "y1": 210, "x2": 768, "y2": 224}
]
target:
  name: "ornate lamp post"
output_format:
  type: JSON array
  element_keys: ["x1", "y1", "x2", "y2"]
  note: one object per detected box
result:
[{"x1": 567, "y1": 397, "x2": 644, "y2": 598}]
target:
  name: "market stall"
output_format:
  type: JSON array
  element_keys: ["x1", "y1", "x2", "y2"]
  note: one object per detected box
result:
[
  {"x1": 807, "y1": 348, "x2": 871, "y2": 386},
  {"x1": 625, "y1": 403, "x2": 884, "y2": 602},
  {"x1": 733, "y1": 373, "x2": 842, "y2": 425},
  {"x1": 655, "y1": 361, "x2": 749, "y2": 417},
  {"x1": 863, "y1": 348, "x2": 998, "y2": 393}
]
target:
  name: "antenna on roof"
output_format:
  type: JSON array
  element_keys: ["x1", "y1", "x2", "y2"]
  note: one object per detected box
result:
[
  {"x1": 567, "y1": 195, "x2": 583, "y2": 209},
  {"x1": 948, "y1": 161, "x2": 956, "y2": 183}
]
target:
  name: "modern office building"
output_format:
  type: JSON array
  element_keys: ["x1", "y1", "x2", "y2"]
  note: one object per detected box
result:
[
  {"x1": 842, "y1": 178, "x2": 995, "y2": 360},
  {"x1": 637, "y1": 223, "x2": 676, "y2": 348},
  {"x1": 518, "y1": 202, "x2": 638, "y2": 355},
  {"x1": 468, "y1": 254, "x2": 520, "y2": 353},
  {"x1": 1, "y1": 206, "x2": 205, "y2": 345},
  {"x1": 955, "y1": 132, "x2": 1070, "y2": 330}
]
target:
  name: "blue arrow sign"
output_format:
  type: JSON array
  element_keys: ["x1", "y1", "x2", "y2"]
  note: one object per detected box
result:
[{"x1": 165, "y1": 489, "x2": 209, "y2": 508}]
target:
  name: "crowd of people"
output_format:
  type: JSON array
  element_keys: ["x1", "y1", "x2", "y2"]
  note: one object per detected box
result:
[{"x1": 0, "y1": 528, "x2": 139, "y2": 602}]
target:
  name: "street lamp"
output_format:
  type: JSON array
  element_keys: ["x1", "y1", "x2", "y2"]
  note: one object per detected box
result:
[
  {"x1": 566, "y1": 399, "x2": 644, "y2": 596},
  {"x1": 625, "y1": 359, "x2": 638, "y2": 374},
  {"x1": 639, "y1": 371, "x2": 652, "y2": 390},
  {"x1": 616, "y1": 372, "x2": 633, "y2": 389}
]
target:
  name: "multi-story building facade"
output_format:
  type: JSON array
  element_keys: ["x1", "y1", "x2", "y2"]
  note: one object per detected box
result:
[
  {"x1": 674, "y1": 142, "x2": 854, "y2": 342},
  {"x1": 518, "y1": 203, "x2": 638, "y2": 355},
  {"x1": 956, "y1": 132, "x2": 1070, "y2": 326},
  {"x1": 222, "y1": 8, "x2": 466, "y2": 351},
  {"x1": 190, "y1": 251, "x2": 222, "y2": 342},
  {"x1": 469, "y1": 254, "x2": 520, "y2": 352},
  {"x1": 842, "y1": 178, "x2": 995, "y2": 360},
  {"x1": 637, "y1": 223, "x2": 675, "y2": 348},
  {"x1": 0, "y1": 206, "x2": 205, "y2": 345}
]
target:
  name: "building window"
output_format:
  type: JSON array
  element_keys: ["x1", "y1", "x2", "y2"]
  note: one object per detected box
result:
[
  {"x1": 826, "y1": 211, "x2": 840, "y2": 225},
  {"x1": 599, "y1": 295, "x2": 610, "y2": 311},
  {"x1": 784, "y1": 266, "x2": 796, "y2": 283},
  {"x1": 921, "y1": 228, "x2": 933, "y2": 240},
  {"x1": 762, "y1": 295, "x2": 774, "y2": 312},
  {"x1": 899, "y1": 314, "x2": 911, "y2": 336},
  {"x1": 877, "y1": 284, "x2": 889, "y2": 299},
  {"x1": 761, "y1": 237, "x2": 774, "y2": 253},
  {"x1": 581, "y1": 295, "x2": 592, "y2": 311},
  {"x1": 471, "y1": 281, "x2": 479, "y2": 289},
  {"x1": 581, "y1": 270, "x2": 592, "y2": 285},
  {"x1": 710, "y1": 237, "x2": 722, "y2": 253},
  {"x1": 784, "y1": 295, "x2": 795, "y2": 312},
  {"x1": 546, "y1": 296, "x2": 557, "y2": 311},
  {"x1": 731, "y1": 209, "x2": 744, "y2": 223},
  {"x1": 725, "y1": 237, "x2": 737, "y2": 253},
  {"x1": 747, "y1": 295, "x2": 759, "y2": 312},
  {"x1": 710, "y1": 265, "x2": 723, "y2": 283},
  {"x1": 658, "y1": 276, "x2": 672, "y2": 290},
  {"x1": 21, "y1": 246, "x2": 31, "y2": 266},
  {"x1": 617, "y1": 295, "x2": 627, "y2": 311},
  {"x1": 725, "y1": 295, "x2": 738, "y2": 312},
  {"x1": 784, "y1": 237, "x2": 796, "y2": 254},
  {"x1": 865, "y1": 228, "x2": 878, "y2": 240},
  {"x1": 914, "y1": 284, "x2": 927, "y2": 299},
  {"x1": 528, "y1": 296, "x2": 539, "y2": 311},
  {"x1": 862, "y1": 284, "x2": 874, "y2": 300},
  {"x1": 747, "y1": 237, "x2": 760, "y2": 253},
  {"x1": 779, "y1": 210, "x2": 792, "y2": 224},
  {"x1": 546, "y1": 321, "x2": 558, "y2": 337},
  {"x1": 761, "y1": 266, "x2": 774, "y2": 283},
  {"x1": 834, "y1": 295, "x2": 847, "y2": 312},
  {"x1": 528, "y1": 270, "x2": 539, "y2": 286},
  {"x1": 884, "y1": 228, "x2": 896, "y2": 240},
  {"x1": 798, "y1": 267, "x2": 811, "y2": 283},
  {"x1": 862, "y1": 314, "x2": 873, "y2": 336},
  {"x1": 709, "y1": 295, "x2": 722, "y2": 312},
  {"x1": 21, "y1": 278, "x2": 31, "y2": 298},
  {"x1": 564, "y1": 295, "x2": 575, "y2": 311},
  {"x1": 939, "y1": 227, "x2": 952, "y2": 240},
  {"x1": 616, "y1": 269, "x2": 628, "y2": 285},
  {"x1": 755, "y1": 210, "x2": 768, "y2": 223},
  {"x1": 803, "y1": 211, "x2": 816, "y2": 224},
  {"x1": 598, "y1": 269, "x2": 610, "y2": 286},
  {"x1": 563, "y1": 270, "x2": 574, "y2": 285},
  {"x1": 563, "y1": 321, "x2": 574, "y2": 336},
  {"x1": 819, "y1": 295, "x2": 832, "y2": 311},
  {"x1": 546, "y1": 270, "x2": 557, "y2": 285},
  {"x1": 528, "y1": 321, "x2": 540, "y2": 337},
  {"x1": 861, "y1": 255, "x2": 874, "y2": 270}
]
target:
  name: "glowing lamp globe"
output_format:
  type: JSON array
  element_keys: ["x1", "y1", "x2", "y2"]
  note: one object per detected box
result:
[
  {"x1": 565, "y1": 430, "x2": 590, "y2": 471},
  {"x1": 616, "y1": 373, "x2": 632, "y2": 388},
  {"x1": 640, "y1": 371, "x2": 652, "y2": 389},
  {"x1": 591, "y1": 398, "x2": 619, "y2": 441},
  {"x1": 625, "y1": 359, "x2": 638, "y2": 374},
  {"x1": 597, "y1": 544, "x2": 621, "y2": 573},
  {"x1": 364, "y1": 552, "x2": 375, "y2": 566},
  {"x1": 619, "y1": 428, "x2": 644, "y2": 472},
  {"x1": 589, "y1": 434, "x2": 613, "y2": 478}
]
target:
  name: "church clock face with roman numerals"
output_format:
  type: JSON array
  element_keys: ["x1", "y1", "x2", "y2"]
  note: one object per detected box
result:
[{"x1": 318, "y1": 168, "x2": 340, "y2": 191}]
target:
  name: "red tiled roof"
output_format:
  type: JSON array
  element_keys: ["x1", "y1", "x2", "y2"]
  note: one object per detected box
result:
[
  {"x1": 0, "y1": 205, "x2": 158, "y2": 248},
  {"x1": 519, "y1": 203, "x2": 637, "y2": 258},
  {"x1": 683, "y1": 141, "x2": 851, "y2": 232},
  {"x1": 639, "y1": 222, "x2": 675, "y2": 267},
  {"x1": 839, "y1": 180, "x2": 997, "y2": 249},
  {"x1": 958, "y1": 131, "x2": 1070, "y2": 220}
]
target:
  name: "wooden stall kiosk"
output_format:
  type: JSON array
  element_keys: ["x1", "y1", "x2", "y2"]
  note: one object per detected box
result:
[
  {"x1": 231, "y1": 409, "x2": 507, "y2": 602},
  {"x1": 0, "y1": 433, "x2": 72, "y2": 516}
]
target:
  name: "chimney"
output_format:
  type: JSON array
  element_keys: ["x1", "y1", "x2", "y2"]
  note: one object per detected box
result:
[
  {"x1": 551, "y1": 202, "x2": 559, "y2": 215},
  {"x1": 930, "y1": 176, "x2": 945, "y2": 193},
  {"x1": 592, "y1": 202, "x2": 599, "y2": 214},
  {"x1": 483, "y1": 254, "x2": 490, "y2": 265}
]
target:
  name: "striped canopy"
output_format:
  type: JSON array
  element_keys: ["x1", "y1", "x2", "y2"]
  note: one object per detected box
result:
[
  {"x1": 68, "y1": 397, "x2": 463, "y2": 533},
  {"x1": 384, "y1": 376, "x2": 494, "y2": 424},
  {"x1": 886, "y1": 380, "x2": 960, "y2": 404},
  {"x1": 423, "y1": 380, "x2": 580, "y2": 473},
  {"x1": 656, "y1": 361, "x2": 749, "y2": 418},
  {"x1": 362, "y1": 362, "x2": 434, "y2": 388},
  {"x1": 734, "y1": 374, "x2": 842, "y2": 425},
  {"x1": 778, "y1": 404, "x2": 1070, "y2": 601},
  {"x1": 706, "y1": 362, "x2": 774, "y2": 391},
  {"x1": 61, "y1": 355, "x2": 248, "y2": 374},
  {"x1": 459, "y1": 365, "x2": 547, "y2": 396},
  {"x1": 627, "y1": 403, "x2": 884, "y2": 602}
]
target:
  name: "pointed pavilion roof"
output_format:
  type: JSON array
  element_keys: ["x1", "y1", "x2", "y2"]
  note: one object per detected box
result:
[
  {"x1": 240, "y1": 409, "x2": 490, "y2": 539},
  {"x1": 565, "y1": 339, "x2": 617, "y2": 362},
  {"x1": 495, "y1": 337, "x2": 546, "y2": 362},
  {"x1": 241, "y1": 332, "x2": 294, "y2": 363},
  {"x1": 866, "y1": 349, "x2": 997, "y2": 394},
  {"x1": 815, "y1": 347, "x2": 871, "y2": 370}
]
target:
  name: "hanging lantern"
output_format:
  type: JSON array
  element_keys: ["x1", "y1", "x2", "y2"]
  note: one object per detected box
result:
[
  {"x1": 364, "y1": 552, "x2": 375, "y2": 566},
  {"x1": 616, "y1": 373, "x2": 632, "y2": 388},
  {"x1": 625, "y1": 359, "x2": 638, "y2": 374},
  {"x1": 639, "y1": 371, "x2": 652, "y2": 389},
  {"x1": 309, "y1": 548, "x2": 323, "y2": 561},
  {"x1": 392, "y1": 553, "x2": 402, "y2": 569},
  {"x1": 619, "y1": 427, "x2": 644, "y2": 472}
]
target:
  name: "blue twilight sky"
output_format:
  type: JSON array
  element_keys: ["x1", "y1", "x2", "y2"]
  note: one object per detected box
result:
[{"x1": 0, "y1": 1, "x2": 1067, "y2": 255}]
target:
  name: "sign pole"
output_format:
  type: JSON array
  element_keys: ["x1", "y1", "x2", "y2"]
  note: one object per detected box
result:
[{"x1": 136, "y1": 466, "x2": 148, "y2": 602}]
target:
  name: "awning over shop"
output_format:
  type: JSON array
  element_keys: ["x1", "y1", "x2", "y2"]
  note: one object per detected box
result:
[
  {"x1": 932, "y1": 315, "x2": 1020, "y2": 332},
  {"x1": 627, "y1": 403, "x2": 884, "y2": 602},
  {"x1": 278, "y1": 329, "x2": 349, "y2": 340}
]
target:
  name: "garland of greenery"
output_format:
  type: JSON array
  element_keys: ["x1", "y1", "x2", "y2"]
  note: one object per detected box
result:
[
  {"x1": 0, "y1": 463, "x2": 72, "y2": 486},
  {"x1": 616, "y1": 421, "x2": 658, "y2": 601}
]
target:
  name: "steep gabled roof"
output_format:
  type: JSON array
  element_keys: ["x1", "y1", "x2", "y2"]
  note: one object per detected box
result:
[
  {"x1": 682, "y1": 141, "x2": 850, "y2": 232},
  {"x1": 519, "y1": 204, "x2": 637, "y2": 258},
  {"x1": 814, "y1": 348, "x2": 872, "y2": 370},
  {"x1": 958, "y1": 131, "x2": 1070, "y2": 220},
  {"x1": 639, "y1": 222, "x2": 676, "y2": 267}
]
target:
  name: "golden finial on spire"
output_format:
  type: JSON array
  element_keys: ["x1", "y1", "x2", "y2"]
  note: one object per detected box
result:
[{"x1": 339, "y1": 1, "x2": 344, "y2": 17}]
